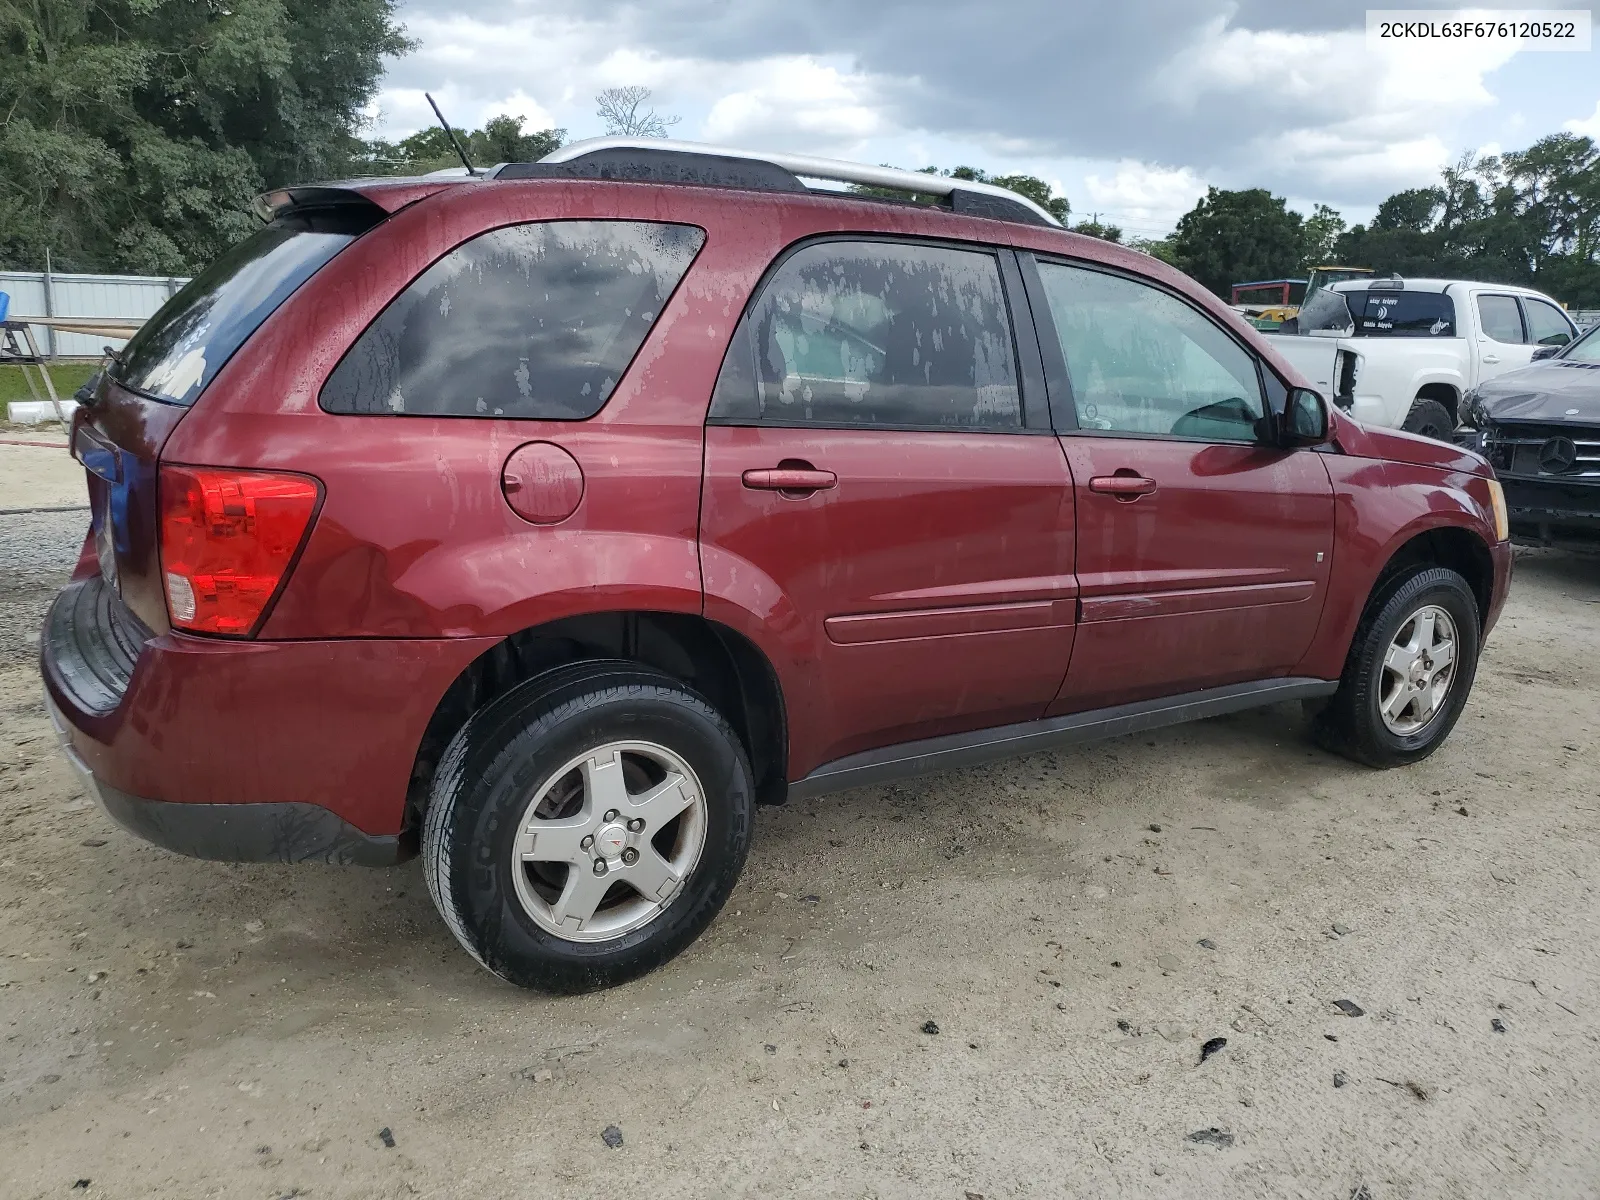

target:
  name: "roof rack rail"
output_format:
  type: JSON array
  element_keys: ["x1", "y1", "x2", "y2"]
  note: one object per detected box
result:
[{"x1": 491, "y1": 137, "x2": 1062, "y2": 228}]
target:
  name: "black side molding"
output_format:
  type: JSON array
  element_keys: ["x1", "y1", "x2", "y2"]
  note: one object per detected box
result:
[{"x1": 787, "y1": 677, "x2": 1338, "y2": 800}]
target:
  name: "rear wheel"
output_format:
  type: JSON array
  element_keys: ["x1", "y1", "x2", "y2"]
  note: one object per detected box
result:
[
  {"x1": 1314, "y1": 566, "x2": 1481, "y2": 768},
  {"x1": 423, "y1": 662, "x2": 754, "y2": 992},
  {"x1": 1401, "y1": 398, "x2": 1454, "y2": 441}
]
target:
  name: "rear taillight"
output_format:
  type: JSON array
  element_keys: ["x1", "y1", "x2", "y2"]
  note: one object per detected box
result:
[{"x1": 159, "y1": 465, "x2": 320, "y2": 636}]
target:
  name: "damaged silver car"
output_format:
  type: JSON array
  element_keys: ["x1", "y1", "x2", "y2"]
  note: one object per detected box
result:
[{"x1": 1464, "y1": 321, "x2": 1600, "y2": 552}]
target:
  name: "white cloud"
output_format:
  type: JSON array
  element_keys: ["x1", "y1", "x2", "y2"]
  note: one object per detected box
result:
[
  {"x1": 703, "y1": 58, "x2": 886, "y2": 152},
  {"x1": 1159, "y1": 16, "x2": 1521, "y2": 200},
  {"x1": 364, "y1": 0, "x2": 1573, "y2": 226},
  {"x1": 1566, "y1": 99, "x2": 1600, "y2": 138},
  {"x1": 1083, "y1": 161, "x2": 1208, "y2": 230}
]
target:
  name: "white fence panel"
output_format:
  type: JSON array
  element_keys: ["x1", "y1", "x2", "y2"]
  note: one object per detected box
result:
[{"x1": 0, "y1": 270, "x2": 188, "y2": 358}]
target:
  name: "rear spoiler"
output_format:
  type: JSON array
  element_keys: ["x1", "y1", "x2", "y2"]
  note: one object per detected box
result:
[{"x1": 251, "y1": 179, "x2": 459, "y2": 223}]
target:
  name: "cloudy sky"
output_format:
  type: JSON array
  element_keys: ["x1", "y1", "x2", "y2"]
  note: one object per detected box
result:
[{"x1": 370, "y1": 0, "x2": 1600, "y2": 237}]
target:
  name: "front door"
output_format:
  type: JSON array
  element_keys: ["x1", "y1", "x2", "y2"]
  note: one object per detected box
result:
[
  {"x1": 699, "y1": 238, "x2": 1077, "y2": 776},
  {"x1": 1024, "y1": 256, "x2": 1335, "y2": 712}
]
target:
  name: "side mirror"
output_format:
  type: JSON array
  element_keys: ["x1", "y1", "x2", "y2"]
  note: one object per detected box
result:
[
  {"x1": 1281, "y1": 387, "x2": 1328, "y2": 446},
  {"x1": 1532, "y1": 344, "x2": 1561, "y2": 361}
]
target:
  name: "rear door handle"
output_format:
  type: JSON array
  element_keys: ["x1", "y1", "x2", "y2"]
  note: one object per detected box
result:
[
  {"x1": 1088, "y1": 474, "x2": 1157, "y2": 498},
  {"x1": 742, "y1": 466, "x2": 837, "y2": 493}
]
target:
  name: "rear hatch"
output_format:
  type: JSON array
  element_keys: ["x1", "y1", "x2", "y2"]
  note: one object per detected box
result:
[{"x1": 72, "y1": 200, "x2": 382, "y2": 636}]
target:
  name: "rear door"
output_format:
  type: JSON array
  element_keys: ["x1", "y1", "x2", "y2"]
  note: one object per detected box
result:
[
  {"x1": 699, "y1": 238, "x2": 1077, "y2": 773},
  {"x1": 1473, "y1": 291, "x2": 1538, "y2": 384},
  {"x1": 1022, "y1": 255, "x2": 1334, "y2": 713}
]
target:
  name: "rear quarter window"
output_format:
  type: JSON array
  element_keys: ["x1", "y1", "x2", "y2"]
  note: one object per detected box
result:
[
  {"x1": 320, "y1": 220, "x2": 705, "y2": 419},
  {"x1": 1354, "y1": 290, "x2": 1456, "y2": 337}
]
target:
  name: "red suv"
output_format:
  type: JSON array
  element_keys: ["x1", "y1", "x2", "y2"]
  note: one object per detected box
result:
[{"x1": 42, "y1": 139, "x2": 1512, "y2": 992}]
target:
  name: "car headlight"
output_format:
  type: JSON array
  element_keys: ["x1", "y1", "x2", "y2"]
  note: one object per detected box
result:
[{"x1": 1487, "y1": 479, "x2": 1509, "y2": 542}]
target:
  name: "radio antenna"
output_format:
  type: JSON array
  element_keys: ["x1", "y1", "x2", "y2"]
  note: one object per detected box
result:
[{"x1": 425, "y1": 92, "x2": 478, "y2": 176}]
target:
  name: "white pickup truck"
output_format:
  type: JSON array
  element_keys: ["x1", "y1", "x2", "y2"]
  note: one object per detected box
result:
[{"x1": 1261, "y1": 277, "x2": 1581, "y2": 438}]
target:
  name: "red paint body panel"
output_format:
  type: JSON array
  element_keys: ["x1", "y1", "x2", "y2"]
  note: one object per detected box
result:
[
  {"x1": 701, "y1": 425, "x2": 1076, "y2": 775},
  {"x1": 1049, "y1": 437, "x2": 1334, "y2": 712},
  {"x1": 46, "y1": 633, "x2": 494, "y2": 836},
  {"x1": 1292, "y1": 450, "x2": 1511, "y2": 680},
  {"x1": 39, "y1": 175, "x2": 1516, "y2": 850}
]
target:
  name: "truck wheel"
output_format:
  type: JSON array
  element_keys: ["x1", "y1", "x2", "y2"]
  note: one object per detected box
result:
[
  {"x1": 1313, "y1": 567, "x2": 1481, "y2": 768},
  {"x1": 423, "y1": 662, "x2": 754, "y2": 992},
  {"x1": 1401, "y1": 399, "x2": 1454, "y2": 440}
]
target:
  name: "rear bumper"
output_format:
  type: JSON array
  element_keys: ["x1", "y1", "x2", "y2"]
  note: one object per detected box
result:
[
  {"x1": 41, "y1": 579, "x2": 497, "y2": 864},
  {"x1": 43, "y1": 689, "x2": 405, "y2": 865}
]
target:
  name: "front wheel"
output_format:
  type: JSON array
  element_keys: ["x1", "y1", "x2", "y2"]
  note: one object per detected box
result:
[
  {"x1": 1314, "y1": 567, "x2": 1481, "y2": 768},
  {"x1": 423, "y1": 663, "x2": 754, "y2": 992}
]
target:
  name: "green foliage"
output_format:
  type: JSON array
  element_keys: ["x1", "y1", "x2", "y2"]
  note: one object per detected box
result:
[
  {"x1": 355, "y1": 116, "x2": 566, "y2": 177},
  {"x1": 1130, "y1": 236, "x2": 1179, "y2": 265},
  {"x1": 0, "y1": 0, "x2": 409, "y2": 273},
  {"x1": 1070, "y1": 218, "x2": 1123, "y2": 244},
  {"x1": 852, "y1": 165, "x2": 1071, "y2": 224},
  {"x1": 1301, "y1": 204, "x2": 1347, "y2": 268},
  {"x1": 1334, "y1": 137, "x2": 1600, "y2": 307},
  {"x1": 0, "y1": 362, "x2": 95, "y2": 410},
  {"x1": 1169, "y1": 188, "x2": 1307, "y2": 296}
]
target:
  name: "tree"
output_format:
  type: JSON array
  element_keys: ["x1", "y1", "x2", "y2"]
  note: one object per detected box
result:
[
  {"x1": 1071, "y1": 218, "x2": 1123, "y2": 243},
  {"x1": 851, "y1": 166, "x2": 1071, "y2": 223},
  {"x1": 357, "y1": 116, "x2": 565, "y2": 176},
  {"x1": 1301, "y1": 204, "x2": 1347, "y2": 268},
  {"x1": 0, "y1": 0, "x2": 410, "y2": 274},
  {"x1": 1169, "y1": 188, "x2": 1306, "y2": 296},
  {"x1": 1332, "y1": 135, "x2": 1600, "y2": 307},
  {"x1": 595, "y1": 87, "x2": 680, "y2": 138},
  {"x1": 1130, "y1": 237, "x2": 1179, "y2": 265}
]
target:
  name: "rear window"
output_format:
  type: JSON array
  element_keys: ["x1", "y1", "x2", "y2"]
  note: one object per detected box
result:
[
  {"x1": 1354, "y1": 289, "x2": 1456, "y2": 337},
  {"x1": 320, "y1": 220, "x2": 705, "y2": 419},
  {"x1": 115, "y1": 209, "x2": 374, "y2": 406}
]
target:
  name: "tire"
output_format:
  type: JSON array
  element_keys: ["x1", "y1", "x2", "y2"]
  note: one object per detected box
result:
[
  {"x1": 1313, "y1": 566, "x2": 1481, "y2": 768},
  {"x1": 423, "y1": 661, "x2": 754, "y2": 992},
  {"x1": 1401, "y1": 398, "x2": 1454, "y2": 441}
]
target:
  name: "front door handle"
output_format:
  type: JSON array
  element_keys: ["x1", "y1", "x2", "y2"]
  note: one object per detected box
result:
[
  {"x1": 1482, "y1": 354, "x2": 1501, "y2": 364},
  {"x1": 742, "y1": 466, "x2": 837, "y2": 493},
  {"x1": 1088, "y1": 473, "x2": 1157, "y2": 499}
]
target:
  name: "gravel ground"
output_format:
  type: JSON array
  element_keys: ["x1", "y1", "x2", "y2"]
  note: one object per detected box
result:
[
  {"x1": 2, "y1": 470, "x2": 1598, "y2": 1199},
  {"x1": 0, "y1": 510, "x2": 83, "y2": 667}
]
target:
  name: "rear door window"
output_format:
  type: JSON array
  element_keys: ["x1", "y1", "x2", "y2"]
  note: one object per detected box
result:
[
  {"x1": 709, "y1": 239, "x2": 1021, "y2": 430},
  {"x1": 1476, "y1": 294, "x2": 1526, "y2": 344},
  {"x1": 1522, "y1": 297, "x2": 1575, "y2": 347},
  {"x1": 321, "y1": 221, "x2": 704, "y2": 418},
  {"x1": 1354, "y1": 289, "x2": 1456, "y2": 337},
  {"x1": 115, "y1": 208, "x2": 375, "y2": 406}
]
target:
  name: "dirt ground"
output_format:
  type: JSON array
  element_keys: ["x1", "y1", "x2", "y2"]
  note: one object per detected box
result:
[{"x1": 2, "y1": 440, "x2": 1598, "y2": 1199}]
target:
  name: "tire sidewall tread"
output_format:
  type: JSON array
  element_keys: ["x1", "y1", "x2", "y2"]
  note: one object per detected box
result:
[
  {"x1": 423, "y1": 665, "x2": 754, "y2": 992},
  {"x1": 1317, "y1": 565, "x2": 1481, "y2": 768}
]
